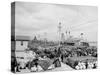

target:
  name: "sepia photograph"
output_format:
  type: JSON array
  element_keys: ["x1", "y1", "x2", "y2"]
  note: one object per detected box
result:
[{"x1": 11, "y1": 2, "x2": 98, "y2": 73}]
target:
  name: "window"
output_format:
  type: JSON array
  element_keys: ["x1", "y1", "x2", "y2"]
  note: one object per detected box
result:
[{"x1": 21, "y1": 41, "x2": 23, "y2": 46}]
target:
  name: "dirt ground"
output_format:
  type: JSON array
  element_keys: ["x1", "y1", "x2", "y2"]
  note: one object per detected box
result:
[{"x1": 16, "y1": 62, "x2": 73, "y2": 73}]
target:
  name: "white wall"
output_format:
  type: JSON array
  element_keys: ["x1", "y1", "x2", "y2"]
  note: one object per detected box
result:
[{"x1": 16, "y1": 41, "x2": 28, "y2": 51}]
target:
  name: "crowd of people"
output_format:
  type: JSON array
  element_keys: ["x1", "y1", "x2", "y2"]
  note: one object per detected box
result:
[
  {"x1": 11, "y1": 45, "x2": 97, "y2": 73},
  {"x1": 75, "y1": 60, "x2": 97, "y2": 70},
  {"x1": 11, "y1": 48, "x2": 61, "y2": 72}
]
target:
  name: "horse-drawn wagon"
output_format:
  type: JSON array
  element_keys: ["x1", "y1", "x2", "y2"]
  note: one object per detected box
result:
[{"x1": 65, "y1": 56, "x2": 97, "y2": 70}]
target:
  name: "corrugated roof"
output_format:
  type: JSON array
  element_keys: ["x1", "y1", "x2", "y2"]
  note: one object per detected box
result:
[
  {"x1": 68, "y1": 56, "x2": 97, "y2": 61},
  {"x1": 66, "y1": 37, "x2": 81, "y2": 43},
  {"x1": 15, "y1": 36, "x2": 30, "y2": 41}
]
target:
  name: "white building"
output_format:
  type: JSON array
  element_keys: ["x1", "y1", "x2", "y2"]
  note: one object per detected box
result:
[{"x1": 15, "y1": 36, "x2": 30, "y2": 51}]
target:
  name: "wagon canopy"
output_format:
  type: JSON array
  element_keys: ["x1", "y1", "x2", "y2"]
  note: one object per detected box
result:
[
  {"x1": 68, "y1": 56, "x2": 97, "y2": 62},
  {"x1": 38, "y1": 59, "x2": 53, "y2": 71}
]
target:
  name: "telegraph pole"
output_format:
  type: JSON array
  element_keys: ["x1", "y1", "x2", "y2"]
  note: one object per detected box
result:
[{"x1": 58, "y1": 22, "x2": 62, "y2": 46}]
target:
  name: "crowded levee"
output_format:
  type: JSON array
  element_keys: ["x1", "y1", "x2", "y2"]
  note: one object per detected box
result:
[
  {"x1": 11, "y1": 35, "x2": 98, "y2": 73},
  {"x1": 11, "y1": 2, "x2": 98, "y2": 73}
]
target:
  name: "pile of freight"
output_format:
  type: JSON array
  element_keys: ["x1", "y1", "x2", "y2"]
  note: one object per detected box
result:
[{"x1": 11, "y1": 45, "x2": 97, "y2": 73}]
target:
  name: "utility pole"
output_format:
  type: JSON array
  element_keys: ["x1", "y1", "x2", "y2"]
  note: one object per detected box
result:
[
  {"x1": 44, "y1": 32, "x2": 47, "y2": 47},
  {"x1": 58, "y1": 22, "x2": 62, "y2": 46}
]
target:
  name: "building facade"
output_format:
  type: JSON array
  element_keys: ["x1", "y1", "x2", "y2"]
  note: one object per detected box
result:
[{"x1": 15, "y1": 36, "x2": 30, "y2": 51}]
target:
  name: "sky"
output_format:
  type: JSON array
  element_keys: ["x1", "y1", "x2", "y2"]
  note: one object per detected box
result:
[{"x1": 15, "y1": 2, "x2": 98, "y2": 41}]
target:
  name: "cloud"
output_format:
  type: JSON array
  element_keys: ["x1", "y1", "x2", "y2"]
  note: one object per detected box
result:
[{"x1": 15, "y1": 2, "x2": 98, "y2": 41}]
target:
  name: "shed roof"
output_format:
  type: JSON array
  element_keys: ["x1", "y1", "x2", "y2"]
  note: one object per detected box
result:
[
  {"x1": 65, "y1": 38, "x2": 81, "y2": 43},
  {"x1": 15, "y1": 36, "x2": 30, "y2": 41},
  {"x1": 68, "y1": 56, "x2": 97, "y2": 61}
]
